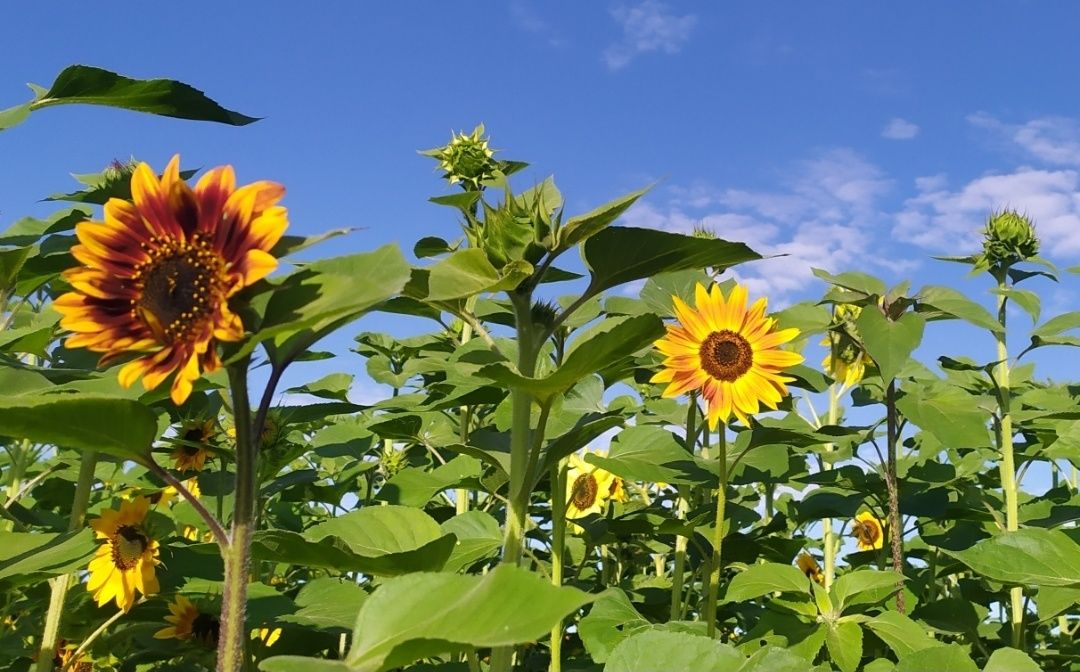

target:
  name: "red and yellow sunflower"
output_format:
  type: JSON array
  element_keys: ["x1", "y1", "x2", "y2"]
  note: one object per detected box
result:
[
  {"x1": 55, "y1": 155, "x2": 288, "y2": 404},
  {"x1": 651, "y1": 282, "x2": 803, "y2": 428}
]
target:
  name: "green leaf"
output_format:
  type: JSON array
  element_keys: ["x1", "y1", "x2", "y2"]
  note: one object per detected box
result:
[
  {"x1": 0, "y1": 530, "x2": 96, "y2": 582},
  {"x1": 813, "y1": 268, "x2": 886, "y2": 296},
  {"x1": 0, "y1": 395, "x2": 156, "y2": 462},
  {"x1": 831, "y1": 570, "x2": 904, "y2": 612},
  {"x1": 604, "y1": 630, "x2": 743, "y2": 672},
  {"x1": 863, "y1": 612, "x2": 936, "y2": 659},
  {"x1": 982, "y1": 647, "x2": 1041, "y2": 672},
  {"x1": 725, "y1": 563, "x2": 811, "y2": 602},
  {"x1": 438, "y1": 511, "x2": 502, "y2": 574},
  {"x1": 424, "y1": 248, "x2": 531, "y2": 301},
  {"x1": 857, "y1": 309, "x2": 925, "y2": 382},
  {"x1": 11, "y1": 64, "x2": 257, "y2": 129},
  {"x1": 0, "y1": 101, "x2": 31, "y2": 130},
  {"x1": 308, "y1": 505, "x2": 446, "y2": 558},
  {"x1": 0, "y1": 246, "x2": 31, "y2": 290},
  {"x1": 918, "y1": 285, "x2": 1001, "y2": 333},
  {"x1": 825, "y1": 621, "x2": 862, "y2": 672},
  {"x1": 995, "y1": 287, "x2": 1040, "y2": 324},
  {"x1": 251, "y1": 529, "x2": 453, "y2": 577},
  {"x1": 1033, "y1": 310, "x2": 1080, "y2": 338},
  {"x1": 245, "y1": 245, "x2": 411, "y2": 365},
  {"x1": 413, "y1": 236, "x2": 454, "y2": 258},
  {"x1": 1036, "y1": 586, "x2": 1080, "y2": 621},
  {"x1": 738, "y1": 646, "x2": 815, "y2": 672},
  {"x1": 895, "y1": 645, "x2": 978, "y2": 672},
  {"x1": 343, "y1": 565, "x2": 594, "y2": 672},
  {"x1": 559, "y1": 185, "x2": 651, "y2": 250},
  {"x1": 286, "y1": 373, "x2": 354, "y2": 402},
  {"x1": 895, "y1": 391, "x2": 989, "y2": 449},
  {"x1": 260, "y1": 660, "x2": 351, "y2": 672},
  {"x1": 277, "y1": 578, "x2": 366, "y2": 632},
  {"x1": 271, "y1": 228, "x2": 354, "y2": 259},
  {"x1": 585, "y1": 425, "x2": 713, "y2": 486},
  {"x1": 579, "y1": 589, "x2": 650, "y2": 664},
  {"x1": 943, "y1": 528, "x2": 1080, "y2": 587},
  {"x1": 582, "y1": 227, "x2": 760, "y2": 297}
]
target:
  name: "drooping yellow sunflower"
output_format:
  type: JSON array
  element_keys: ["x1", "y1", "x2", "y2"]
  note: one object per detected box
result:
[
  {"x1": 852, "y1": 511, "x2": 884, "y2": 551},
  {"x1": 172, "y1": 419, "x2": 216, "y2": 472},
  {"x1": 565, "y1": 453, "x2": 617, "y2": 520},
  {"x1": 154, "y1": 595, "x2": 220, "y2": 646},
  {"x1": 821, "y1": 303, "x2": 866, "y2": 388},
  {"x1": 651, "y1": 283, "x2": 804, "y2": 429},
  {"x1": 86, "y1": 497, "x2": 160, "y2": 612},
  {"x1": 796, "y1": 552, "x2": 825, "y2": 586},
  {"x1": 55, "y1": 155, "x2": 288, "y2": 405}
]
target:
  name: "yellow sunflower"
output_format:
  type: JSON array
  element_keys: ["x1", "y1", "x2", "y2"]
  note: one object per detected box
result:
[
  {"x1": 154, "y1": 595, "x2": 220, "y2": 646},
  {"x1": 55, "y1": 155, "x2": 288, "y2": 405},
  {"x1": 852, "y1": 511, "x2": 884, "y2": 551},
  {"x1": 821, "y1": 303, "x2": 866, "y2": 388},
  {"x1": 86, "y1": 497, "x2": 160, "y2": 612},
  {"x1": 565, "y1": 453, "x2": 617, "y2": 520},
  {"x1": 172, "y1": 419, "x2": 216, "y2": 472},
  {"x1": 651, "y1": 283, "x2": 804, "y2": 428},
  {"x1": 796, "y1": 552, "x2": 825, "y2": 586},
  {"x1": 607, "y1": 475, "x2": 629, "y2": 504},
  {"x1": 253, "y1": 626, "x2": 282, "y2": 647}
]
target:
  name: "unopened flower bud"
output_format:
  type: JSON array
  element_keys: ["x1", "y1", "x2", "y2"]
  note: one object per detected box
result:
[{"x1": 981, "y1": 209, "x2": 1039, "y2": 267}]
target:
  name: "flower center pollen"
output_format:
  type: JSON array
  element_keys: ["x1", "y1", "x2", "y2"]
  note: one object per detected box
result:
[
  {"x1": 112, "y1": 525, "x2": 149, "y2": 570},
  {"x1": 132, "y1": 237, "x2": 226, "y2": 343},
  {"x1": 192, "y1": 613, "x2": 220, "y2": 646},
  {"x1": 571, "y1": 473, "x2": 599, "y2": 511},
  {"x1": 854, "y1": 520, "x2": 880, "y2": 546},
  {"x1": 700, "y1": 330, "x2": 753, "y2": 382}
]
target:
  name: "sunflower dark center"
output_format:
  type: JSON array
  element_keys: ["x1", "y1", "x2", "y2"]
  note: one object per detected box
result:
[
  {"x1": 132, "y1": 237, "x2": 225, "y2": 343},
  {"x1": 192, "y1": 613, "x2": 220, "y2": 646},
  {"x1": 700, "y1": 330, "x2": 753, "y2": 381},
  {"x1": 571, "y1": 473, "x2": 599, "y2": 511},
  {"x1": 111, "y1": 525, "x2": 148, "y2": 570},
  {"x1": 854, "y1": 520, "x2": 880, "y2": 545}
]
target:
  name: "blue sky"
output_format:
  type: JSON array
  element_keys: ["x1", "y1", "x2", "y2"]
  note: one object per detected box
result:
[{"x1": 3, "y1": 2, "x2": 1080, "y2": 406}]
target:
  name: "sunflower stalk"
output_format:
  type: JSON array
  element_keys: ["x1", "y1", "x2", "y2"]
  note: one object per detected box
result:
[
  {"x1": 704, "y1": 426, "x2": 728, "y2": 639},
  {"x1": 823, "y1": 386, "x2": 840, "y2": 590},
  {"x1": 885, "y1": 380, "x2": 905, "y2": 613},
  {"x1": 36, "y1": 451, "x2": 96, "y2": 672},
  {"x1": 148, "y1": 458, "x2": 228, "y2": 547},
  {"x1": 670, "y1": 394, "x2": 698, "y2": 621},
  {"x1": 549, "y1": 459, "x2": 568, "y2": 672}
]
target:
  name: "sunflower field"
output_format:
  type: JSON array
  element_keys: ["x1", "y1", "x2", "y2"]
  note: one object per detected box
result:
[{"x1": 2, "y1": 65, "x2": 1080, "y2": 672}]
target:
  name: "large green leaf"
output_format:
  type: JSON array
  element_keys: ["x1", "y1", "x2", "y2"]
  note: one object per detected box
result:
[
  {"x1": 982, "y1": 647, "x2": 1040, "y2": 672},
  {"x1": 863, "y1": 612, "x2": 936, "y2": 659},
  {"x1": 813, "y1": 268, "x2": 886, "y2": 296},
  {"x1": 895, "y1": 645, "x2": 978, "y2": 672},
  {"x1": 604, "y1": 630, "x2": 743, "y2": 672},
  {"x1": 324, "y1": 565, "x2": 594, "y2": 672},
  {"x1": 896, "y1": 391, "x2": 990, "y2": 449},
  {"x1": 586, "y1": 425, "x2": 713, "y2": 486},
  {"x1": 0, "y1": 64, "x2": 257, "y2": 131},
  {"x1": 943, "y1": 528, "x2": 1080, "y2": 587},
  {"x1": 918, "y1": 285, "x2": 1001, "y2": 333},
  {"x1": 579, "y1": 589, "x2": 651, "y2": 664},
  {"x1": 0, "y1": 395, "x2": 156, "y2": 462},
  {"x1": 438, "y1": 511, "x2": 502, "y2": 574},
  {"x1": 857, "y1": 309, "x2": 925, "y2": 382},
  {"x1": 582, "y1": 227, "x2": 760, "y2": 297},
  {"x1": 425, "y1": 249, "x2": 531, "y2": 300},
  {"x1": 307, "y1": 505, "x2": 447, "y2": 559},
  {"x1": 831, "y1": 570, "x2": 904, "y2": 612},
  {"x1": 825, "y1": 621, "x2": 862, "y2": 672},
  {"x1": 558, "y1": 185, "x2": 651, "y2": 250},
  {"x1": 0, "y1": 530, "x2": 96, "y2": 582},
  {"x1": 278, "y1": 578, "x2": 366, "y2": 632},
  {"x1": 250, "y1": 529, "x2": 453, "y2": 577},
  {"x1": 724, "y1": 562, "x2": 810, "y2": 602}
]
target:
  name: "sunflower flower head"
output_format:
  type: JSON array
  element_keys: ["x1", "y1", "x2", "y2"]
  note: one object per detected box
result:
[
  {"x1": 424, "y1": 124, "x2": 497, "y2": 190},
  {"x1": 852, "y1": 511, "x2": 884, "y2": 551},
  {"x1": 796, "y1": 553, "x2": 825, "y2": 586},
  {"x1": 980, "y1": 208, "x2": 1038, "y2": 268},
  {"x1": 55, "y1": 155, "x2": 288, "y2": 405},
  {"x1": 565, "y1": 453, "x2": 619, "y2": 522},
  {"x1": 821, "y1": 303, "x2": 866, "y2": 389},
  {"x1": 154, "y1": 595, "x2": 220, "y2": 647},
  {"x1": 171, "y1": 418, "x2": 216, "y2": 473},
  {"x1": 87, "y1": 497, "x2": 160, "y2": 612},
  {"x1": 253, "y1": 626, "x2": 283, "y2": 647},
  {"x1": 650, "y1": 283, "x2": 804, "y2": 429}
]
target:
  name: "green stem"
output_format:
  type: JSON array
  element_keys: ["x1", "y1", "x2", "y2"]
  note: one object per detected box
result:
[
  {"x1": 823, "y1": 387, "x2": 839, "y2": 590},
  {"x1": 705, "y1": 426, "x2": 728, "y2": 639},
  {"x1": 218, "y1": 365, "x2": 256, "y2": 672},
  {"x1": 993, "y1": 285, "x2": 1023, "y2": 648},
  {"x1": 37, "y1": 451, "x2": 96, "y2": 672},
  {"x1": 456, "y1": 296, "x2": 477, "y2": 516},
  {"x1": 549, "y1": 460, "x2": 567, "y2": 672},
  {"x1": 885, "y1": 380, "x2": 905, "y2": 613},
  {"x1": 670, "y1": 395, "x2": 697, "y2": 622}
]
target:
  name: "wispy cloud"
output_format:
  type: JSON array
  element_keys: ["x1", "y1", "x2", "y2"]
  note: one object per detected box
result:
[
  {"x1": 603, "y1": 1, "x2": 696, "y2": 71},
  {"x1": 895, "y1": 167, "x2": 1080, "y2": 257},
  {"x1": 509, "y1": 1, "x2": 564, "y2": 47},
  {"x1": 882, "y1": 118, "x2": 919, "y2": 140},
  {"x1": 623, "y1": 149, "x2": 910, "y2": 300},
  {"x1": 969, "y1": 113, "x2": 1080, "y2": 166}
]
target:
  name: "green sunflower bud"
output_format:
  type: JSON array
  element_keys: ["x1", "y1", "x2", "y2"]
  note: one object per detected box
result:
[
  {"x1": 692, "y1": 224, "x2": 717, "y2": 240},
  {"x1": 422, "y1": 124, "x2": 497, "y2": 191},
  {"x1": 980, "y1": 209, "x2": 1039, "y2": 267}
]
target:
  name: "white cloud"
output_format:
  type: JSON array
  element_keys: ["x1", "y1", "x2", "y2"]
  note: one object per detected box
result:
[
  {"x1": 603, "y1": 1, "x2": 696, "y2": 70},
  {"x1": 622, "y1": 149, "x2": 910, "y2": 300},
  {"x1": 969, "y1": 113, "x2": 1080, "y2": 166},
  {"x1": 882, "y1": 118, "x2": 919, "y2": 140},
  {"x1": 509, "y1": 1, "x2": 563, "y2": 47},
  {"x1": 895, "y1": 167, "x2": 1080, "y2": 256}
]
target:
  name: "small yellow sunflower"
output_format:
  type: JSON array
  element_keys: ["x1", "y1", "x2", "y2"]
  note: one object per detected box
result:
[
  {"x1": 796, "y1": 553, "x2": 825, "y2": 586},
  {"x1": 651, "y1": 283, "x2": 804, "y2": 428},
  {"x1": 253, "y1": 626, "x2": 282, "y2": 647},
  {"x1": 607, "y1": 475, "x2": 629, "y2": 504},
  {"x1": 852, "y1": 511, "x2": 884, "y2": 551},
  {"x1": 565, "y1": 453, "x2": 617, "y2": 520},
  {"x1": 55, "y1": 155, "x2": 288, "y2": 405},
  {"x1": 172, "y1": 419, "x2": 216, "y2": 472},
  {"x1": 821, "y1": 303, "x2": 866, "y2": 388},
  {"x1": 154, "y1": 595, "x2": 220, "y2": 646},
  {"x1": 86, "y1": 497, "x2": 160, "y2": 612}
]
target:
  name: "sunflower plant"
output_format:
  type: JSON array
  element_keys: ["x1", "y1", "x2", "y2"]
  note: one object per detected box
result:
[{"x1": 0, "y1": 63, "x2": 1079, "y2": 672}]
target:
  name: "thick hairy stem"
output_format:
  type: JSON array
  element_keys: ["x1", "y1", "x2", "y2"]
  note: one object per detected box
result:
[
  {"x1": 823, "y1": 387, "x2": 839, "y2": 590},
  {"x1": 218, "y1": 367, "x2": 257, "y2": 672},
  {"x1": 994, "y1": 287, "x2": 1023, "y2": 647},
  {"x1": 148, "y1": 460, "x2": 229, "y2": 547},
  {"x1": 37, "y1": 452, "x2": 96, "y2": 672},
  {"x1": 670, "y1": 396, "x2": 697, "y2": 621},
  {"x1": 705, "y1": 426, "x2": 727, "y2": 638},
  {"x1": 885, "y1": 381, "x2": 905, "y2": 613},
  {"x1": 549, "y1": 460, "x2": 567, "y2": 672},
  {"x1": 457, "y1": 297, "x2": 477, "y2": 516}
]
